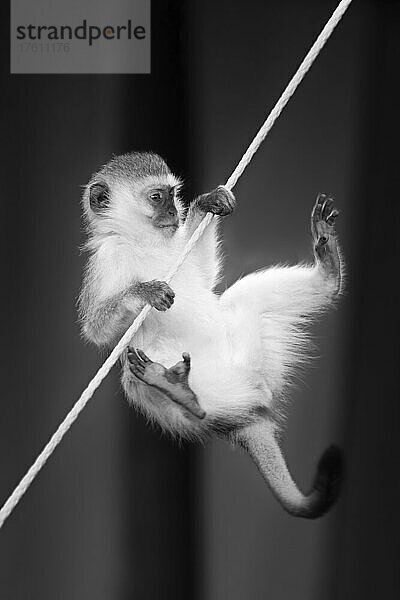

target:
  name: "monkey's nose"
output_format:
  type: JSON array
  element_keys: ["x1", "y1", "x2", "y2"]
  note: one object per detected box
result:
[{"x1": 168, "y1": 209, "x2": 177, "y2": 216}]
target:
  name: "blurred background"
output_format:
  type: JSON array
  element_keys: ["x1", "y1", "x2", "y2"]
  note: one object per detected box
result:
[{"x1": 0, "y1": 0, "x2": 398, "y2": 598}]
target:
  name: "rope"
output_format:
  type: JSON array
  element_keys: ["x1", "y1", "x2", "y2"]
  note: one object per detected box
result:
[{"x1": 0, "y1": 0, "x2": 353, "y2": 530}]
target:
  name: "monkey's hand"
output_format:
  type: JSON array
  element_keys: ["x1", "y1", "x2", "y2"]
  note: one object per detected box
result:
[
  {"x1": 132, "y1": 280, "x2": 175, "y2": 311},
  {"x1": 196, "y1": 185, "x2": 236, "y2": 217}
]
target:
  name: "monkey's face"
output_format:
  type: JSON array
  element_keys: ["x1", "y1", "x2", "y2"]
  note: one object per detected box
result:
[
  {"x1": 86, "y1": 172, "x2": 182, "y2": 239},
  {"x1": 139, "y1": 182, "x2": 180, "y2": 233}
]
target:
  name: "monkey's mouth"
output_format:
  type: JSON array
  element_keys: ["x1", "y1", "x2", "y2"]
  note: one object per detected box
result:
[{"x1": 157, "y1": 222, "x2": 179, "y2": 230}]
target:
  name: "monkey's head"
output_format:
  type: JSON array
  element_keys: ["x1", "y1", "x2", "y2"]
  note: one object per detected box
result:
[{"x1": 83, "y1": 152, "x2": 183, "y2": 240}]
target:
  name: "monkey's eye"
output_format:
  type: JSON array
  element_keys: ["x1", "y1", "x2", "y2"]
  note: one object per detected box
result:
[{"x1": 149, "y1": 192, "x2": 163, "y2": 202}]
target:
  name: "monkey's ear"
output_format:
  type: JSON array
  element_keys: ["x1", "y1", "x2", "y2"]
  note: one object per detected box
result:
[{"x1": 89, "y1": 182, "x2": 110, "y2": 212}]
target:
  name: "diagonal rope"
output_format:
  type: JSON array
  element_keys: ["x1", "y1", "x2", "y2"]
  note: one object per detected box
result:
[{"x1": 0, "y1": 0, "x2": 353, "y2": 530}]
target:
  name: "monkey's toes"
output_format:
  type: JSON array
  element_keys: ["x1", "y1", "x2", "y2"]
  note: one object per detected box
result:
[
  {"x1": 311, "y1": 194, "x2": 340, "y2": 240},
  {"x1": 168, "y1": 352, "x2": 192, "y2": 380},
  {"x1": 182, "y1": 352, "x2": 191, "y2": 368},
  {"x1": 128, "y1": 347, "x2": 145, "y2": 367},
  {"x1": 127, "y1": 348, "x2": 167, "y2": 386},
  {"x1": 127, "y1": 348, "x2": 147, "y2": 380},
  {"x1": 326, "y1": 208, "x2": 339, "y2": 226}
]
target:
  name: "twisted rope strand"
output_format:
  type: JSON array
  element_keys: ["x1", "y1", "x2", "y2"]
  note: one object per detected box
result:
[{"x1": 0, "y1": 0, "x2": 353, "y2": 530}]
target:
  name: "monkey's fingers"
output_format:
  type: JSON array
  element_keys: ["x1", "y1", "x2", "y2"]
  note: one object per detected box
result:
[
  {"x1": 163, "y1": 290, "x2": 175, "y2": 304},
  {"x1": 198, "y1": 188, "x2": 234, "y2": 217},
  {"x1": 159, "y1": 288, "x2": 175, "y2": 302},
  {"x1": 154, "y1": 304, "x2": 167, "y2": 312},
  {"x1": 157, "y1": 281, "x2": 175, "y2": 296},
  {"x1": 216, "y1": 190, "x2": 235, "y2": 216},
  {"x1": 154, "y1": 290, "x2": 175, "y2": 311},
  {"x1": 148, "y1": 280, "x2": 175, "y2": 294},
  {"x1": 146, "y1": 281, "x2": 175, "y2": 311},
  {"x1": 154, "y1": 298, "x2": 174, "y2": 311},
  {"x1": 216, "y1": 185, "x2": 236, "y2": 211}
]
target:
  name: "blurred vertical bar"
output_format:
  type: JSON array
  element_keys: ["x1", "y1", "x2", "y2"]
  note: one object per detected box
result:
[
  {"x1": 0, "y1": 1, "x2": 197, "y2": 599},
  {"x1": 185, "y1": 0, "x2": 381, "y2": 599},
  {"x1": 332, "y1": 1, "x2": 400, "y2": 598}
]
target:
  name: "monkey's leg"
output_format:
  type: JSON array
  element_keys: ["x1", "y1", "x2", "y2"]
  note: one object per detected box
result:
[
  {"x1": 235, "y1": 419, "x2": 343, "y2": 519},
  {"x1": 220, "y1": 193, "x2": 342, "y2": 318},
  {"x1": 127, "y1": 348, "x2": 206, "y2": 419}
]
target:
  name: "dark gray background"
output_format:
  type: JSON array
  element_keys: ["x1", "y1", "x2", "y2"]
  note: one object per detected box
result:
[{"x1": 0, "y1": 1, "x2": 398, "y2": 598}]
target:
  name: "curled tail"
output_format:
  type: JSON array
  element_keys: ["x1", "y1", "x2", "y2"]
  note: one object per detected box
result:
[{"x1": 236, "y1": 420, "x2": 343, "y2": 519}]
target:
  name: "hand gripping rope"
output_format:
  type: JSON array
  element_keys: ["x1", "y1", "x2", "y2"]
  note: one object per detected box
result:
[{"x1": 0, "y1": 0, "x2": 353, "y2": 530}]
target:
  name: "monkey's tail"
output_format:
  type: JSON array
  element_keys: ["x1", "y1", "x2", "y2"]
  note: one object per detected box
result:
[{"x1": 236, "y1": 420, "x2": 343, "y2": 519}]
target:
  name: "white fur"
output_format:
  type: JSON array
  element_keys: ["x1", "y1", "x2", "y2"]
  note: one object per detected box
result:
[{"x1": 80, "y1": 171, "x2": 338, "y2": 440}]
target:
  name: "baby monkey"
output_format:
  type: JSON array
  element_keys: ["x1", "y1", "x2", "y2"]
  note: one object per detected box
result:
[{"x1": 79, "y1": 152, "x2": 343, "y2": 519}]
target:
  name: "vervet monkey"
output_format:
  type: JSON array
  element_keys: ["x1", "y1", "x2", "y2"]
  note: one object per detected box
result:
[{"x1": 79, "y1": 151, "x2": 343, "y2": 518}]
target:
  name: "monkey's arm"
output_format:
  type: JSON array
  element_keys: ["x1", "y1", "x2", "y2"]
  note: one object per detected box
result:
[
  {"x1": 80, "y1": 280, "x2": 175, "y2": 347},
  {"x1": 181, "y1": 186, "x2": 235, "y2": 288}
]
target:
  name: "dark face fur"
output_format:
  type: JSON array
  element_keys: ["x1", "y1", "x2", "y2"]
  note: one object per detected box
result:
[{"x1": 141, "y1": 183, "x2": 179, "y2": 231}]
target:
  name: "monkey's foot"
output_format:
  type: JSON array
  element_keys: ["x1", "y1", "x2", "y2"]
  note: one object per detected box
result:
[
  {"x1": 127, "y1": 348, "x2": 206, "y2": 419},
  {"x1": 311, "y1": 193, "x2": 341, "y2": 291},
  {"x1": 197, "y1": 185, "x2": 236, "y2": 216}
]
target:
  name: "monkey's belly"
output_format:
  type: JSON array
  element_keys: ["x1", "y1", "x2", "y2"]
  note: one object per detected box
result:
[{"x1": 121, "y1": 305, "x2": 273, "y2": 437}]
